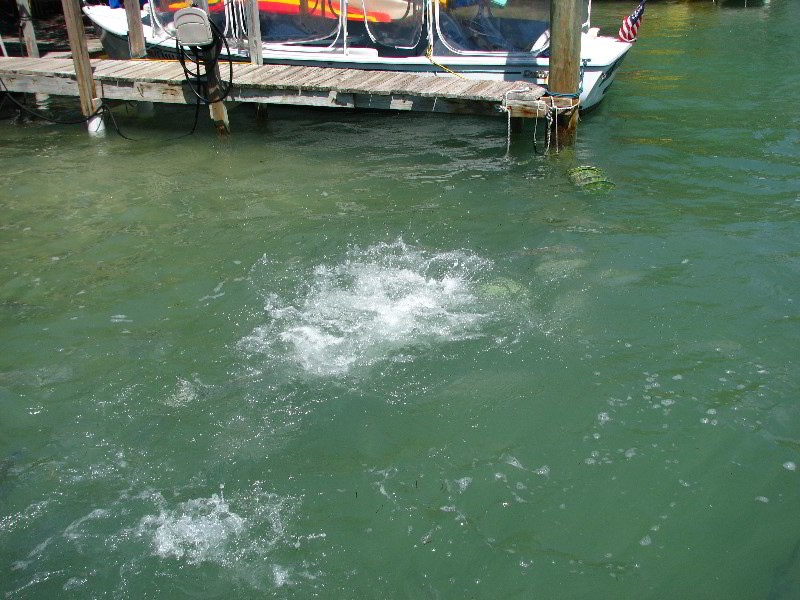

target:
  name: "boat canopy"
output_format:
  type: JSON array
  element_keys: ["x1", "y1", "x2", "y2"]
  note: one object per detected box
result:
[{"x1": 148, "y1": 0, "x2": 589, "y2": 56}]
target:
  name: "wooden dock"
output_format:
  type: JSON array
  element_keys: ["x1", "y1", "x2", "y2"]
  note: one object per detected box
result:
[{"x1": 0, "y1": 56, "x2": 568, "y2": 121}]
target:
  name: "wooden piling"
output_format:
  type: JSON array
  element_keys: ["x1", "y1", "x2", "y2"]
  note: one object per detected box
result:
[
  {"x1": 548, "y1": 0, "x2": 581, "y2": 145},
  {"x1": 60, "y1": 0, "x2": 98, "y2": 119},
  {"x1": 201, "y1": 48, "x2": 230, "y2": 134},
  {"x1": 16, "y1": 0, "x2": 40, "y2": 58},
  {"x1": 125, "y1": 0, "x2": 147, "y2": 58},
  {"x1": 0, "y1": 32, "x2": 9, "y2": 58},
  {"x1": 191, "y1": 0, "x2": 230, "y2": 133},
  {"x1": 246, "y1": 0, "x2": 263, "y2": 65}
]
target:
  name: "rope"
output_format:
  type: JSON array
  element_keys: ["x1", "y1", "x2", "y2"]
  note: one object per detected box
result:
[
  {"x1": 425, "y1": 46, "x2": 466, "y2": 80},
  {"x1": 499, "y1": 87, "x2": 579, "y2": 156},
  {"x1": 546, "y1": 59, "x2": 588, "y2": 99},
  {"x1": 500, "y1": 86, "x2": 530, "y2": 157}
]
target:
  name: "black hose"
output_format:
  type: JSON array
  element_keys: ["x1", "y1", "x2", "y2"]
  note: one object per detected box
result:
[
  {"x1": 175, "y1": 18, "x2": 235, "y2": 105},
  {"x1": 0, "y1": 77, "x2": 135, "y2": 139}
]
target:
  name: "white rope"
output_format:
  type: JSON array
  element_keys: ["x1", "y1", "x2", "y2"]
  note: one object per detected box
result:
[
  {"x1": 236, "y1": 0, "x2": 248, "y2": 43},
  {"x1": 224, "y1": 0, "x2": 248, "y2": 46},
  {"x1": 500, "y1": 86, "x2": 531, "y2": 157}
]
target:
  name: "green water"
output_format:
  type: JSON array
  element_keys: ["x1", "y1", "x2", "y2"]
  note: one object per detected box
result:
[{"x1": 2, "y1": 1, "x2": 799, "y2": 597}]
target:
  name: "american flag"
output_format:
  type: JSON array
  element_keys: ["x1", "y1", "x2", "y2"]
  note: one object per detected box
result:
[{"x1": 617, "y1": 0, "x2": 646, "y2": 43}]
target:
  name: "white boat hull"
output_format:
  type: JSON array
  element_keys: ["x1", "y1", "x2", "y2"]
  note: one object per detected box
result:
[{"x1": 83, "y1": 4, "x2": 630, "y2": 111}]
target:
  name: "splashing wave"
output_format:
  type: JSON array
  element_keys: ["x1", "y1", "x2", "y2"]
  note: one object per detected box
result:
[
  {"x1": 241, "y1": 239, "x2": 494, "y2": 376},
  {"x1": 138, "y1": 493, "x2": 246, "y2": 564}
]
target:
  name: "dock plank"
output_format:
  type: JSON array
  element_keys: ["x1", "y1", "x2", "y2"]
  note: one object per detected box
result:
[{"x1": 0, "y1": 57, "x2": 553, "y2": 121}]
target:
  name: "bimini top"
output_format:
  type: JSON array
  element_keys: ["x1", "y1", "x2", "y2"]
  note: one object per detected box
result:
[{"x1": 146, "y1": 0, "x2": 591, "y2": 57}]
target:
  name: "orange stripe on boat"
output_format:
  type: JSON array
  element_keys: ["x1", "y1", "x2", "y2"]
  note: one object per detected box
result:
[{"x1": 167, "y1": 0, "x2": 389, "y2": 22}]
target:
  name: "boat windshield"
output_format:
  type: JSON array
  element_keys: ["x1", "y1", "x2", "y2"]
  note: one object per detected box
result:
[
  {"x1": 360, "y1": 0, "x2": 425, "y2": 49},
  {"x1": 435, "y1": 0, "x2": 589, "y2": 54}
]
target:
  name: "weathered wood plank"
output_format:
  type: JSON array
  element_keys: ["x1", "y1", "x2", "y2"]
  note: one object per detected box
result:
[
  {"x1": 235, "y1": 64, "x2": 285, "y2": 85},
  {"x1": 91, "y1": 60, "x2": 138, "y2": 76},
  {"x1": 256, "y1": 65, "x2": 306, "y2": 86},
  {"x1": 0, "y1": 58, "x2": 73, "y2": 73},
  {"x1": 0, "y1": 72, "x2": 80, "y2": 96},
  {"x1": 134, "y1": 62, "x2": 185, "y2": 81},
  {"x1": 94, "y1": 60, "x2": 152, "y2": 78},
  {"x1": 0, "y1": 57, "x2": 549, "y2": 121},
  {"x1": 301, "y1": 68, "x2": 351, "y2": 91},
  {"x1": 0, "y1": 57, "x2": 37, "y2": 71},
  {"x1": 104, "y1": 61, "x2": 166, "y2": 80},
  {"x1": 231, "y1": 63, "x2": 262, "y2": 80}
]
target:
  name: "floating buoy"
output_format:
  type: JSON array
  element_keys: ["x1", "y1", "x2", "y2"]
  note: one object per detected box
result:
[{"x1": 567, "y1": 166, "x2": 615, "y2": 192}]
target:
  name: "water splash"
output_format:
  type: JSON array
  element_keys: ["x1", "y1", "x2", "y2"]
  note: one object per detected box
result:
[
  {"x1": 241, "y1": 239, "x2": 495, "y2": 376},
  {"x1": 138, "y1": 492, "x2": 246, "y2": 564}
]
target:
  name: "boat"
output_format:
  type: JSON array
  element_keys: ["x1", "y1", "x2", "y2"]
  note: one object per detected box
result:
[{"x1": 82, "y1": 0, "x2": 633, "y2": 111}]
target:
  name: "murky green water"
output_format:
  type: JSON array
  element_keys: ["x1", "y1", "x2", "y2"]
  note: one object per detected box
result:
[{"x1": 2, "y1": 1, "x2": 799, "y2": 597}]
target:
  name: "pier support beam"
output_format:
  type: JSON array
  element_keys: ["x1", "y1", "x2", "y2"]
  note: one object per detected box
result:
[
  {"x1": 201, "y1": 49, "x2": 230, "y2": 135},
  {"x1": 16, "y1": 0, "x2": 40, "y2": 58},
  {"x1": 125, "y1": 0, "x2": 152, "y2": 115},
  {"x1": 193, "y1": 0, "x2": 229, "y2": 133},
  {"x1": 549, "y1": 0, "x2": 581, "y2": 146},
  {"x1": 61, "y1": 0, "x2": 102, "y2": 132},
  {"x1": 246, "y1": 0, "x2": 263, "y2": 65},
  {"x1": 124, "y1": 0, "x2": 147, "y2": 58}
]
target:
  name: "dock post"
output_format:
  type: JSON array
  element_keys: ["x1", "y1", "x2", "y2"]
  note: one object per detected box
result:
[
  {"x1": 125, "y1": 0, "x2": 147, "y2": 58},
  {"x1": 548, "y1": 0, "x2": 581, "y2": 146},
  {"x1": 201, "y1": 50, "x2": 230, "y2": 134},
  {"x1": 247, "y1": 0, "x2": 267, "y2": 120},
  {"x1": 124, "y1": 0, "x2": 155, "y2": 116},
  {"x1": 16, "y1": 0, "x2": 40, "y2": 58},
  {"x1": 246, "y1": 0, "x2": 263, "y2": 65},
  {"x1": 61, "y1": 0, "x2": 103, "y2": 134}
]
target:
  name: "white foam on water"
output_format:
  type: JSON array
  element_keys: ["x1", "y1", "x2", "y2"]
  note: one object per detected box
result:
[
  {"x1": 273, "y1": 564, "x2": 290, "y2": 587},
  {"x1": 131, "y1": 484, "x2": 299, "y2": 574},
  {"x1": 455, "y1": 477, "x2": 472, "y2": 493},
  {"x1": 503, "y1": 455, "x2": 525, "y2": 470},
  {"x1": 241, "y1": 239, "x2": 495, "y2": 376},
  {"x1": 138, "y1": 493, "x2": 245, "y2": 564}
]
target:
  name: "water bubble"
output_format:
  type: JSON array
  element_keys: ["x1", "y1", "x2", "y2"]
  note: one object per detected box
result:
[{"x1": 783, "y1": 461, "x2": 796, "y2": 472}]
